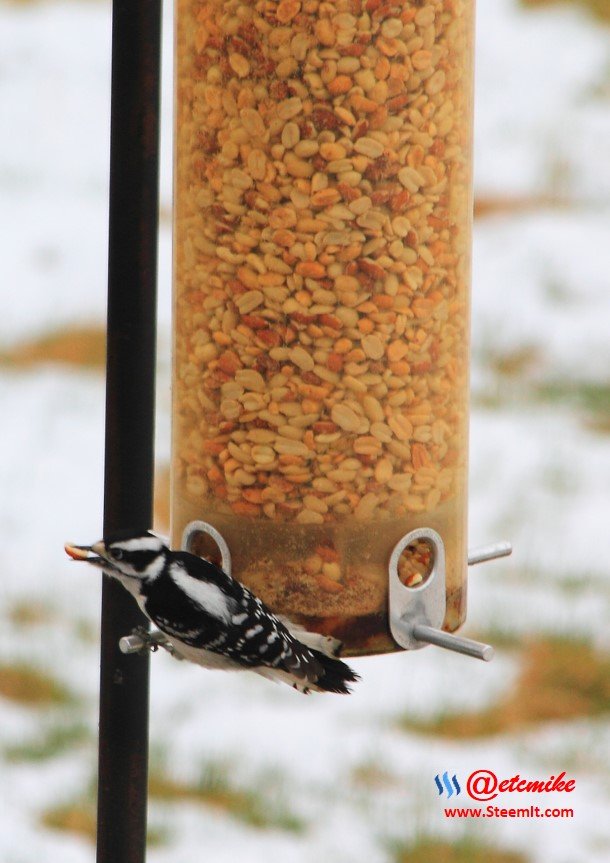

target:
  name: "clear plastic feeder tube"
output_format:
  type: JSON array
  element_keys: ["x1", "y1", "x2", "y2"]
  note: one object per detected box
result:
[{"x1": 172, "y1": 0, "x2": 474, "y2": 655}]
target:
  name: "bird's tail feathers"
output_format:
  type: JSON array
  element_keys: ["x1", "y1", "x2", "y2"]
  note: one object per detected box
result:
[
  {"x1": 313, "y1": 652, "x2": 360, "y2": 694},
  {"x1": 255, "y1": 650, "x2": 359, "y2": 694}
]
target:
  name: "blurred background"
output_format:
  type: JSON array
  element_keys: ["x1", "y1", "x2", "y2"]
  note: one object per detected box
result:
[{"x1": 0, "y1": 0, "x2": 609, "y2": 860}]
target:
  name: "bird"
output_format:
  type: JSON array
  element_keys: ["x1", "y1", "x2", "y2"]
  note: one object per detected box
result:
[{"x1": 64, "y1": 530, "x2": 359, "y2": 694}]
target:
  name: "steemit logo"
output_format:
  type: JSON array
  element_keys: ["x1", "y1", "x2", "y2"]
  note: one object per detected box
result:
[{"x1": 435, "y1": 772, "x2": 461, "y2": 797}]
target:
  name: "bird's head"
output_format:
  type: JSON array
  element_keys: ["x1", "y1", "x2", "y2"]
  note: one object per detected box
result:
[{"x1": 65, "y1": 530, "x2": 168, "y2": 582}]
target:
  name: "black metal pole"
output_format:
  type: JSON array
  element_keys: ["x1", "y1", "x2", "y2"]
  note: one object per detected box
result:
[{"x1": 97, "y1": 0, "x2": 161, "y2": 859}]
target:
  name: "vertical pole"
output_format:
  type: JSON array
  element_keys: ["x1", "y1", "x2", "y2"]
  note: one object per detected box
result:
[{"x1": 97, "y1": 0, "x2": 161, "y2": 859}]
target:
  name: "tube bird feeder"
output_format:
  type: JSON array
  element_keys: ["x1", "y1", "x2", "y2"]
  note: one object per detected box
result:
[{"x1": 166, "y1": 0, "x2": 508, "y2": 659}]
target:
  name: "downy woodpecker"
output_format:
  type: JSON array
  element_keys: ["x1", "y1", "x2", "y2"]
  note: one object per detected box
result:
[{"x1": 65, "y1": 531, "x2": 359, "y2": 694}]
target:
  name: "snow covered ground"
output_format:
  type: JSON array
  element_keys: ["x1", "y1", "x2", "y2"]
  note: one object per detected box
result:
[{"x1": 0, "y1": 0, "x2": 609, "y2": 861}]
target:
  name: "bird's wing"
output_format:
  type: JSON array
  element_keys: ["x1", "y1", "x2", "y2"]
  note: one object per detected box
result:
[{"x1": 163, "y1": 554, "x2": 325, "y2": 679}]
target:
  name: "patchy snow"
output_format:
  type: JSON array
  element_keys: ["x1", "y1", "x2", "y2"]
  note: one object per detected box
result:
[
  {"x1": 1, "y1": 0, "x2": 609, "y2": 860},
  {"x1": 474, "y1": 0, "x2": 610, "y2": 199},
  {"x1": 472, "y1": 209, "x2": 610, "y2": 382}
]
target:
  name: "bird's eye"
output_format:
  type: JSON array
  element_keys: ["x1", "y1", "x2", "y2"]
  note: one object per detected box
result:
[{"x1": 112, "y1": 548, "x2": 124, "y2": 560}]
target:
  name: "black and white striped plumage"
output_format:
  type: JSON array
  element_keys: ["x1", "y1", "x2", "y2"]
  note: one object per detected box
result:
[{"x1": 65, "y1": 531, "x2": 359, "y2": 694}]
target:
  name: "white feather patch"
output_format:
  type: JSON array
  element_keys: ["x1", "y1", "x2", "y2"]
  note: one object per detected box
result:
[
  {"x1": 167, "y1": 641, "x2": 242, "y2": 670},
  {"x1": 143, "y1": 555, "x2": 165, "y2": 581},
  {"x1": 169, "y1": 563, "x2": 232, "y2": 622},
  {"x1": 112, "y1": 536, "x2": 164, "y2": 553}
]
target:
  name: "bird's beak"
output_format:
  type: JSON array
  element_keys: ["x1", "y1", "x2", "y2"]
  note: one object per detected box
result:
[{"x1": 64, "y1": 541, "x2": 108, "y2": 568}]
